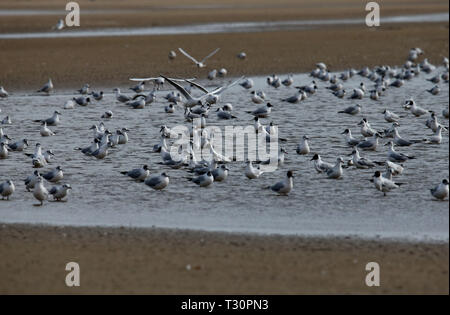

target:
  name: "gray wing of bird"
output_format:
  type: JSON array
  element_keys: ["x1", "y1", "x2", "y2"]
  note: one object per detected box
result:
[
  {"x1": 129, "y1": 77, "x2": 159, "y2": 82},
  {"x1": 201, "y1": 48, "x2": 220, "y2": 63},
  {"x1": 211, "y1": 76, "x2": 245, "y2": 95},
  {"x1": 91, "y1": 148, "x2": 100, "y2": 156},
  {"x1": 284, "y1": 95, "x2": 298, "y2": 102},
  {"x1": 271, "y1": 182, "x2": 284, "y2": 192},
  {"x1": 396, "y1": 138, "x2": 412, "y2": 146},
  {"x1": 391, "y1": 113, "x2": 400, "y2": 120},
  {"x1": 42, "y1": 172, "x2": 53, "y2": 180},
  {"x1": 127, "y1": 169, "x2": 142, "y2": 179},
  {"x1": 343, "y1": 106, "x2": 355, "y2": 113},
  {"x1": 130, "y1": 77, "x2": 195, "y2": 82},
  {"x1": 163, "y1": 158, "x2": 183, "y2": 166},
  {"x1": 185, "y1": 79, "x2": 209, "y2": 94},
  {"x1": 146, "y1": 176, "x2": 161, "y2": 187},
  {"x1": 211, "y1": 169, "x2": 220, "y2": 178},
  {"x1": 160, "y1": 75, "x2": 193, "y2": 100},
  {"x1": 252, "y1": 107, "x2": 267, "y2": 115},
  {"x1": 45, "y1": 118, "x2": 55, "y2": 124},
  {"x1": 178, "y1": 48, "x2": 200, "y2": 64},
  {"x1": 360, "y1": 158, "x2": 375, "y2": 167},
  {"x1": 218, "y1": 112, "x2": 231, "y2": 119},
  {"x1": 322, "y1": 162, "x2": 333, "y2": 171},
  {"x1": 193, "y1": 166, "x2": 209, "y2": 175},
  {"x1": 348, "y1": 139, "x2": 360, "y2": 146},
  {"x1": 128, "y1": 100, "x2": 141, "y2": 108},
  {"x1": 49, "y1": 187, "x2": 57, "y2": 195},
  {"x1": 152, "y1": 144, "x2": 162, "y2": 152},
  {"x1": 383, "y1": 179, "x2": 398, "y2": 189},
  {"x1": 7, "y1": 143, "x2": 17, "y2": 150},
  {"x1": 118, "y1": 95, "x2": 131, "y2": 102},
  {"x1": 81, "y1": 146, "x2": 93, "y2": 155},
  {"x1": 357, "y1": 140, "x2": 372, "y2": 148},
  {"x1": 390, "y1": 152, "x2": 407, "y2": 161}
]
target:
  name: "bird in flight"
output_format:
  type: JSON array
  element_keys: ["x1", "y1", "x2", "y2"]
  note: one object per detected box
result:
[{"x1": 178, "y1": 48, "x2": 220, "y2": 68}]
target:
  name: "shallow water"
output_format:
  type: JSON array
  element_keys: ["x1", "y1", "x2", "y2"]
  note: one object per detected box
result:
[
  {"x1": 0, "y1": 13, "x2": 448, "y2": 39},
  {"x1": 0, "y1": 68, "x2": 448, "y2": 241}
]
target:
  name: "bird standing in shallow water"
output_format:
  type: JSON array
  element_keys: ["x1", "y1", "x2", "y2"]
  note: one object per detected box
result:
[
  {"x1": 121, "y1": 165, "x2": 150, "y2": 182},
  {"x1": 268, "y1": 171, "x2": 294, "y2": 195},
  {"x1": 37, "y1": 78, "x2": 53, "y2": 94},
  {"x1": 49, "y1": 184, "x2": 72, "y2": 201},
  {"x1": 372, "y1": 171, "x2": 403, "y2": 196},
  {"x1": 430, "y1": 179, "x2": 449, "y2": 200},
  {"x1": 33, "y1": 177, "x2": 49, "y2": 206},
  {"x1": 0, "y1": 180, "x2": 15, "y2": 200},
  {"x1": 145, "y1": 173, "x2": 169, "y2": 190}
]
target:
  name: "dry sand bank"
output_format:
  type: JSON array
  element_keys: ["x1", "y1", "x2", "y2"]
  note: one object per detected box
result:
[
  {"x1": 1, "y1": 0, "x2": 447, "y2": 11},
  {"x1": 0, "y1": 224, "x2": 448, "y2": 294},
  {"x1": 0, "y1": 0, "x2": 448, "y2": 33},
  {"x1": 0, "y1": 22, "x2": 448, "y2": 91}
]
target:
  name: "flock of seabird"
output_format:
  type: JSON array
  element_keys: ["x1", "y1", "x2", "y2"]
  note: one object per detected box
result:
[{"x1": 0, "y1": 47, "x2": 449, "y2": 205}]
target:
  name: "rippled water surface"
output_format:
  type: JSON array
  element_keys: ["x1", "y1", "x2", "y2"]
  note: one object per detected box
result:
[{"x1": 0, "y1": 68, "x2": 448, "y2": 241}]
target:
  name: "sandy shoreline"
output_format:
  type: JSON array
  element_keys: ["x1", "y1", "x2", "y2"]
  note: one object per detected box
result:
[
  {"x1": 0, "y1": 0, "x2": 448, "y2": 90},
  {"x1": 0, "y1": 0, "x2": 448, "y2": 295},
  {"x1": 0, "y1": 223, "x2": 447, "y2": 294},
  {"x1": 1, "y1": 5, "x2": 448, "y2": 34},
  {"x1": 0, "y1": 22, "x2": 448, "y2": 91}
]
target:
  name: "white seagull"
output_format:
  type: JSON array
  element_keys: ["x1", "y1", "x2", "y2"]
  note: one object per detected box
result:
[
  {"x1": 178, "y1": 48, "x2": 220, "y2": 68},
  {"x1": 145, "y1": 173, "x2": 170, "y2": 190},
  {"x1": 310, "y1": 154, "x2": 333, "y2": 173},
  {"x1": 430, "y1": 179, "x2": 449, "y2": 200},
  {"x1": 404, "y1": 99, "x2": 428, "y2": 117},
  {"x1": 268, "y1": 170, "x2": 294, "y2": 195},
  {"x1": 248, "y1": 103, "x2": 273, "y2": 118},
  {"x1": 121, "y1": 165, "x2": 150, "y2": 182},
  {"x1": 40, "y1": 122, "x2": 55, "y2": 137},
  {"x1": 0, "y1": 86, "x2": 9, "y2": 98},
  {"x1": 338, "y1": 104, "x2": 362, "y2": 115},
  {"x1": 296, "y1": 136, "x2": 310, "y2": 155},
  {"x1": 0, "y1": 180, "x2": 15, "y2": 200},
  {"x1": 189, "y1": 171, "x2": 214, "y2": 187},
  {"x1": 326, "y1": 157, "x2": 344, "y2": 179},
  {"x1": 129, "y1": 76, "x2": 193, "y2": 91},
  {"x1": 49, "y1": 184, "x2": 72, "y2": 201},
  {"x1": 37, "y1": 78, "x2": 54, "y2": 94},
  {"x1": 385, "y1": 141, "x2": 415, "y2": 162},
  {"x1": 245, "y1": 161, "x2": 264, "y2": 179},
  {"x1": 341, "y1": 129, "x2": 361, "y2": 146},
  {"x1": 33, "y1": 177, "x2": 49, "y2": 206},
  {"x1": 372, "y1": 171, "x2": 402, "y2": 196}
]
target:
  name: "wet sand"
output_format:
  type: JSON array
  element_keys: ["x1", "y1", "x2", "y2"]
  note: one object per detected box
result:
[
  {"x1": 0, "y1": 22, "x2": 448, "y2": 91},
  {"x1": 0, "y1": 1, "x2": 448, "y2": 295},
  {"x1": 0, "y1": 0, "x2": 449, "y2": 90},
  {"x1": 0, "y1": 224, "x2": 448, "y2": 294},
  {"x1": 0, "y1": 0, "x2": 448, "y2": 33}
]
